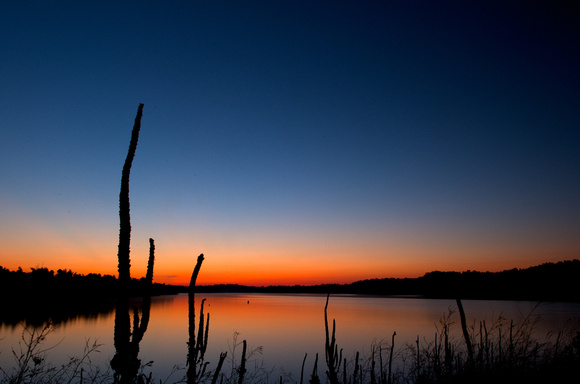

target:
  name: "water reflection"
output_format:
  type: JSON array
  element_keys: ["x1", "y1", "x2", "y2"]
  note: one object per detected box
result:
[
  {"x1": 0, "y1": 298, "x2": 116, "y2": 329},
  {"x1": 110, "y1": 237, "x2": 156, "y2": 384},
  {"x1": 1, "y1": 295, "x2": 579, "y2": 382},
  {"x1": 110, "y1": 294, "x2": 152, "y2": 383}
]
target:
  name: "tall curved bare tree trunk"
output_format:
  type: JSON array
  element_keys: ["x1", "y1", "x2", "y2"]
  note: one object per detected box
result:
[
  {"x1": 117, "y1": 103, "x2": 144, "y2": 287},
  {"x1": 111, "y1": 104, "x2": 151, "y2": 384}
]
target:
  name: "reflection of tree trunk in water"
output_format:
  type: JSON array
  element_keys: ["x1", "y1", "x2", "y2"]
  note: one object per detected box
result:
[
  {"x1": 130, "y1": 237, "x2": 154, "y2": 347},
  {"x1": 126, "y1": 238, "x2": 155, "y2": 369},
  {"x1": 111, "y1": 239, "x2": 154, "y2": 383},
  {"x1": 112, "y1": 295, "x2": 133, "y2": 382},
  {"x1": 111, "y1": 300, "x2": 152, "y2": 383}
]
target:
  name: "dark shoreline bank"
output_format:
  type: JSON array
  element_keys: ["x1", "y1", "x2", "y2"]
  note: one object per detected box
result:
[
  {"x1": 193, "y1": 259, "x2": 580, "y2": 302},
  {"x1": 2, "y1": 260, "x2": 579, "y2": 326}
]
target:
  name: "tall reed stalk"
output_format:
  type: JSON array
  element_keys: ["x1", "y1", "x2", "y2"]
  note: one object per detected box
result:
[
  {"x1": 324, "y1": 295, "x2": 342, "y2": 384},
  {"x1": 187, "y1": 253, "x2": 227, "y2": 384}
]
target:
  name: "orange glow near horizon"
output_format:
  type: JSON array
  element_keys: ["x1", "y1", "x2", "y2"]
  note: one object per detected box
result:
[
  {"x1": 2, "y1": 241, "x2": 577, "y2": 287},
  {"x1": 3, "y1": 208, "x2": 578, "y2": 286}
]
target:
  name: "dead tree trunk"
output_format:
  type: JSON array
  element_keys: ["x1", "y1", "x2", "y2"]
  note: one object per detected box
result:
[
  {"x1": 188, "y1": 254, "x2": 206, "y2": 384},
  {"x1": 117, "y1": 103, "x2": 144, "y2": 287},
  {"x1": 111, "y1": 104, "x2": 153, "y2": 384}
]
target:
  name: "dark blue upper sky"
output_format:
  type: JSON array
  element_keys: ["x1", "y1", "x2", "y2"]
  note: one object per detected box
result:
[{"x1": 1, "y1": 1, "x2": 579, "y2": 284}]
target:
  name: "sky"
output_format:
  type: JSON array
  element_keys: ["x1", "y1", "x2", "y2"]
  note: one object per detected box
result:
[{"x1": 1, "y1": 1, "x2": 579, "y2": 286}]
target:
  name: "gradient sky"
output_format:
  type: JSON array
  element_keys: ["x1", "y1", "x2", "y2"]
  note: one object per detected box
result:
[{"x1": 1, "y1": 1, "x2": 579, "y2": 286}]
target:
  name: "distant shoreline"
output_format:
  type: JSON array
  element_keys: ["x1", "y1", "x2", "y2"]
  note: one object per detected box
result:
[
  {"x1": 2, "y1": 259, "x2": 579, "y2": 308},
  {"x1": 190, "y1": 259, "x2": 580, "y2": 303},
  {"x1": 2, "y1": 260, "x2": 579, "y2": 326}
]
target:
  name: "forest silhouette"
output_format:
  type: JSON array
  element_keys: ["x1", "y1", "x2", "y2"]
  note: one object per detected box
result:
[{"x1": 2, "y1": 259, "x2": 579, "y2": 326}]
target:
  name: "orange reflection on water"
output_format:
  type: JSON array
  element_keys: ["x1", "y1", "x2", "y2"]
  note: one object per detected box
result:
[
  {"x1": 138, "y1": 293, "x2": 464, "y2": 379},
  {"x1": 3, "y1": 293, "x2": 578, "y2": 382}
]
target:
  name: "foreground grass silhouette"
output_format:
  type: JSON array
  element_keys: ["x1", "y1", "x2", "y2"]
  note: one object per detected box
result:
[{"x1": 2, "y1": 298, "x2": 579, "y2": 384}]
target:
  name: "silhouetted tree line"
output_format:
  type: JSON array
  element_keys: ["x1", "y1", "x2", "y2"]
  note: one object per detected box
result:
[
  {"x1": 195, "y1": 260, "x2": 580, "y2": 302},
  {"x1": 0, "y1": 265, "x2": 180, "y2": 325},
  {"x1": 3, "y1": 259, "x2": 577, "y2": 326}
]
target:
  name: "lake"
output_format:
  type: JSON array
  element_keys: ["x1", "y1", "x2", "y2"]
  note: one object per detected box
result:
[{"x1": 2, "y1": 294, "x2": 580, "y2": 382}]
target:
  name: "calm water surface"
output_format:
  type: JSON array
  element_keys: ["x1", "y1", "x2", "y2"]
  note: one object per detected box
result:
[{"x1": 2, "y1": 294, "x2": 579, "y2": 381}]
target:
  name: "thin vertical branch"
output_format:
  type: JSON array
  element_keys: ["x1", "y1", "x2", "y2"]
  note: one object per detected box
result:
[
  {"x1": 353, "y1": 351, "x2": 359, "y2": 384},
  {"x1": 238, "y1": 340, "x2": 247, "y2": 384},
  {"x1": 324, "y1": 294, "x2": 340, "y2": 384},
  {"x1": 379, "y1": 347, "x2": 384, "y2": 384},
  {"x1": 388, "y1": 331, "x2": 396, "y2": 384},
  {"x1": 456, "y1": 298, "x2": 474, "y2": 363},
  {"x1": 416, "y1": 336, "x2": 420, "y2": 379},
  {"x1": 370, "y1": 347, "x2": 376, "y2": 384},
  {"x1": 310, "y1": 353, "x2": 320, "y2": 384},
  {"x1": 300, "y1": 353, "x2": 307, "y2": 384},
  {"x1": 145, "y1": 238, "x2": 155, "y2": 286},
  {"x1": 211, "y1": 352, "x2": 227, "y2": 384}
]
